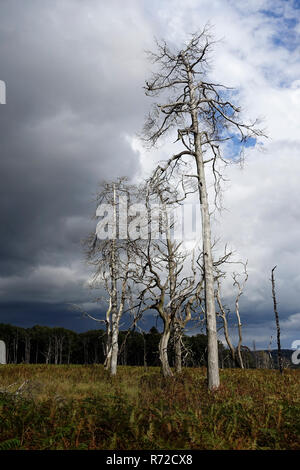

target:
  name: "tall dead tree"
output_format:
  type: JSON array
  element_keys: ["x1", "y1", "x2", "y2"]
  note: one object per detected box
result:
[
  {"x1": 271, "y1": 266, "x2": 283, "y2": 374},
  {"x1": 143, "y1": 27, "x2": 264, "y2": 389}
]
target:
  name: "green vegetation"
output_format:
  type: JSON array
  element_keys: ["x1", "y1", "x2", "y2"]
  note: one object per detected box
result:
[{"x1": 0, "y1": 365, "x2": 299, "y2": 450}]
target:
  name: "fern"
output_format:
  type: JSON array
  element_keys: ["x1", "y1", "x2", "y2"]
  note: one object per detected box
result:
[{"x1": 0, "y1": 438, "x2": 21, "y2": 450}]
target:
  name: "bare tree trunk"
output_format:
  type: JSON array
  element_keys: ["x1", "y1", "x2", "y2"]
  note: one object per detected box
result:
[
  {"x1": 110, "y1": 317, "x2": 119, "y2": 374},
  {"x1": 216, "y1": 284, "x2": 236, "y2": 367},
  {"x1": 235, "y1": 298, "x2": 244, "y2": 369},
  {"x1": 174, "y1": 323, "x2": 182, "y2": 373},
  {"x1": 109, "y1": 184, "x2": 118, "y2": 376},
  {"x1": 217, "y1": 264, "x2": 247, "y2": 369},
  {"x1": 104, "y1": 300, "x2": 112, "y2": 370},
  {"x1": 186, "y1": 70, "x2": 219, "y2": 390},
  {"x1": 174, "y1": 335, "x2": 182, "y2": 373},
  {"x1": 54, "y1": 337, "x2": 59, "y2": 365},
  {"x1": 268, "y1": 337, "x2": 274, "y2": 369},
  {"x1": 104, "y1": 340, "x2": 112, "y2": 370},
  {"x1": 45, "y1": 339, "x2": 51, "y2": 364},
  {"x1": 159, "y1": 318, "x2": 173, "y2": 377},
  {"x1": 197, "y1": 167, "x2": 219, "y2": 388},
  {"x1": 110, "y1": 274, "x2": 128, "y2": 375},
  {"x1": 271, "y1": 266, "x2": 283, "y2": 374},
  {"x1": 24, "y1": 334, "x2": 31, "y2": 364},
  {"x1": 232, "y1": 265, "x2": 248, "y2": 369}
]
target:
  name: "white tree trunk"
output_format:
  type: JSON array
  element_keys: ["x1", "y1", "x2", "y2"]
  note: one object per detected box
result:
[
  {"x1": 189, "y1": 74, "x2": 220, "y2": 390},
  {"x1": 174, "y1": 332, "x2": 182, "y2": 373},
  {"x1": 109, "y1": 185, "x2": 118, "y2": 376},
  {"x1": 110, "y1": 314, "x2": 119, "y2": 375},
  {"x1": 104, "y1": 304, "x2": 112, "y2": 370},
  {"x1": 159, "y1": 318, "x2": 173, "y2": 377},
  {"x1": 235, "y1": 301, "x2": 244, "y2": 369}
]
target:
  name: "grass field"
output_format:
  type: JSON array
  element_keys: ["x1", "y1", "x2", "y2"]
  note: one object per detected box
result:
[{"x1": 0, "y1": 365, "x2": 299, "y2": 450}]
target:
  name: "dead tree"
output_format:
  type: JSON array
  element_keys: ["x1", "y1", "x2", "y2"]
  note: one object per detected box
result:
[
  {"x1": 173, "y1": 289, "x2": 202, "y2": 373},
  {"x1": 131, "y1": 182, "x2": 203, "y2": 377},
  {"x1": 43, "y1": 337, "x2": 52, "y2": 364},
  {"x1": 142, "y1": 27, "x2": 264, "y2": 389},
  {"x1": 216, "y1": 261, "x2": 248, "y2": 368},
  {"x1": 52, "y1": 329, "x2": 65, "y2": 365},
  {"x1": 216, "y1": 281, "x2": 235, "y2": 366},
  {"x1": 85, "y1": 179, "x2": 147, "y2": 375},
  {"x1": 232, "y1": 263, "x2": 248, "y2": 369},
  {"x1": 136, "y1": 240, "x2": 201, "y2": 377},
  {"x1": 268, "y1": 336, "x2": 274, "y2": 369},
  {"x1": 271, "y1": 266, "x2": 283, "y2": 374},
  {"x1": 85, "y1": 180, "x2": 134, "y2": 375}
]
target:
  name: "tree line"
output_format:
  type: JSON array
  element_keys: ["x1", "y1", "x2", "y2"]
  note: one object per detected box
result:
[{"x1": 1, "y1": 322, "x2": 294, "y2": 370}]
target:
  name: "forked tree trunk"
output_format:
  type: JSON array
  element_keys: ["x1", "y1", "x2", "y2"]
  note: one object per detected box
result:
[{"x1": 104, "y1": 344, "x2": 112, "y2": 370}]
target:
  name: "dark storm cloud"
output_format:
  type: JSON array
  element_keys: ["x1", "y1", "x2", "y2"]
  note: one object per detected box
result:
[
  {"x1": 0, "y1": 0, "x2": 151, "y2": 314},
  {"x1": 0, "y1": 301, "x2": 105, "y2": 332}
]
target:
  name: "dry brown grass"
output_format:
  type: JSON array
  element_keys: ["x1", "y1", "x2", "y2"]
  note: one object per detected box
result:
[{"x1": 0, "y1": 365, "x2": 299, "y2": 450}]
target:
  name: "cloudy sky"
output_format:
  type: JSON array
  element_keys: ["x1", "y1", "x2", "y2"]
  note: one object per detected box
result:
[{"x1": 0, "y1": 0, "x2": 299, "y2": 349}]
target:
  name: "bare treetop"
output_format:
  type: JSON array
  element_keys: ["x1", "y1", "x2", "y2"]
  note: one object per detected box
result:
[{"x1": 143, "y1": 26, "x2": 265, "y2": 151}]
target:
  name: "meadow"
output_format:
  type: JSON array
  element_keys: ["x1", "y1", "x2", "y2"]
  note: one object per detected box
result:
[{"x1": 0, "y1": 365, "x2": 299, "y2": 450}]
